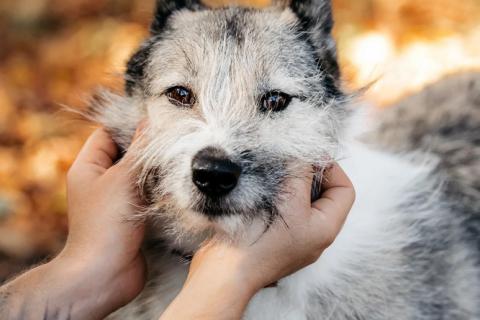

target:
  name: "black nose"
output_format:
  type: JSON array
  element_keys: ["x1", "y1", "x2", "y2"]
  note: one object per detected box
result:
[{"x1": 192, "y1": 147, "x2": 242, "y2": 198}]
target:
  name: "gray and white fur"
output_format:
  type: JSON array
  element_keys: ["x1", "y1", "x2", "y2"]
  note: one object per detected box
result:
[{"x1": 87, "y1": 0, "x2": 480, "y2": 319}]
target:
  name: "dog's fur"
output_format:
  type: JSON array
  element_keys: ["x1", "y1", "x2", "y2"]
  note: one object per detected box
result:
[
  {"x1": 87, "y1": 1, "x2": 480, "y2": 319},
  {"x1": 369, "y1": 72, "x2": 480, "y2": 216}
]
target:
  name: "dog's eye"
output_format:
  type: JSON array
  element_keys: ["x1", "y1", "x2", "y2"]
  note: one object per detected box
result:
[
  {"x1": 165, "y1": 86, "x2": 196, "y2": 107},
  {"x1": 260, "y1": 91, "x2": 292, "y2": 113}
]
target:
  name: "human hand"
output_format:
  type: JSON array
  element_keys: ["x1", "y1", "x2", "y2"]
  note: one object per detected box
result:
[
  {"x1": 0, "y1": 127, "x2": 146, "y2": 320},
  {"x1": 161, "y1": 163, "x2": 355, "y2": 320},
  {"x1": 57, "y1": 127, "x2": 146, "y2": 314}
]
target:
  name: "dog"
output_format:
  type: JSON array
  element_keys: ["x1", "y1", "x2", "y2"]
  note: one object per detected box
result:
[{"x1": 87, "y1": 0, "x2": 480, "y2": 318}]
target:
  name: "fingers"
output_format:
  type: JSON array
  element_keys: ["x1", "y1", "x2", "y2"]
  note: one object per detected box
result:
[
  {"x1": 321, "y1": 163, "x2": 354, "y2": 190},
  {"x1": 310, "y1": 163, "x2": 355, "y2": 235},
  {"x1": 71, "y1": 128, "x2": 119, "y2": 173},
  {"x1": 70, "y1": 121, "x2": 147, "y2": 182},
  {"x1": 273, "y1": 167, "x2": 314, "y2": 232},
  {"x1": 288, "y1": 168, "x2": 314, "y2": 207}
]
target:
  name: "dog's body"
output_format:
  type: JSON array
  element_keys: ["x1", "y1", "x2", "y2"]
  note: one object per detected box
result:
[{"x1": 90, "y1": 1, "x2": 480, "y2": 319}]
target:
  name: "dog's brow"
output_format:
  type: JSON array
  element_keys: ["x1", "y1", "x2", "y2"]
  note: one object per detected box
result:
[{"x1": 172, "y1": 39, "x2": 198, "y2": 77}]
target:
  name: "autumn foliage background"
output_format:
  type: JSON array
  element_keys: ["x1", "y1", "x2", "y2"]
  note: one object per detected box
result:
[{"x1": 0, "y1": 0, "x2": 479, "y2": 281}]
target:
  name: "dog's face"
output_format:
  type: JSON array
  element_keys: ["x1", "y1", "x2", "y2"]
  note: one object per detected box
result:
[{"x1": 93, "y1": 0, "x2": 347, "y2": 246}]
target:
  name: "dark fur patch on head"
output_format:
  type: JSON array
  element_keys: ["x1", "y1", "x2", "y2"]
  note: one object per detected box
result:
[
  {"x1": 290, "y1": 0, "x2": 334, "y2": 34},
  {"x1": 289, "y1": 0, "x2": 340, "y2": 86},
  {"x1": 222, "y1": 8, "x2": 259, "y2": 45},
  {"x1": 125, "y1": 39, "x2": 156, "y2": 96},
  {"x1": 151, "y1": 0, "x2": 205, "y2": 34},
  {"x1": 322, "y1": 71, "x2": 342, "y2": 99},
  {"x1": 225, "y1": 11, "x2": 245, "y2": 44}
]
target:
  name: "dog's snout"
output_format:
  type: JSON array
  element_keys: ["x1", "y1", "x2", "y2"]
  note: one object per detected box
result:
[{"x1": 191, "y1": 147, "x2": 241, "y2": 198}]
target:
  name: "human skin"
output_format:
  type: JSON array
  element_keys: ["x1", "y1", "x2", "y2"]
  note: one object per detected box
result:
[{"x1": 0, "y1": 128, "x2": 355, "y2": 320}]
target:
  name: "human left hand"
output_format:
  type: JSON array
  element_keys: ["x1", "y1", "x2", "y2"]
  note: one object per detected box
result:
[{"x1": 0, "y1": 127, "x2": 146, "y2": 320}]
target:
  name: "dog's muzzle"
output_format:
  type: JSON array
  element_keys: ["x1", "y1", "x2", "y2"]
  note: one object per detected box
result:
[{"x1": 191, "y1": 146, "x2": 242, "y2": 199}]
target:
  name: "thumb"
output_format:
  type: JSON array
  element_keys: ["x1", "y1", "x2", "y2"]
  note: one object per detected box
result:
[
  {"x1": 309, "y1": 163, "x2": 355, "y2": 236},
  {"x1": 276, "y1": 166, "x2": 314, "y2": 227},
  {"x1": 69, "y1": 128, "x2": 119, "y2": 181}
]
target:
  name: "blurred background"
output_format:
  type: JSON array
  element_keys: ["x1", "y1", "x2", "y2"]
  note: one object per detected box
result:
[{"x1": 0, "y1": 0, "x2": 479, "y2": 282}]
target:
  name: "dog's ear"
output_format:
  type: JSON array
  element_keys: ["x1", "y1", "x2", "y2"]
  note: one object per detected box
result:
[
  {"x1": 288, "y1": 0, "x2": 340, "y2": 83},
  {"x1": 289, "y1": 0, "x2": 334, "y2": 35},
  {"x1": 151, "y1": 0, "x2": 205, "y2": 34}
]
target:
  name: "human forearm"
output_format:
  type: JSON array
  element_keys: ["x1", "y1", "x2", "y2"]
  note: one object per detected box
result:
[
  {"x1": 160, "y1": 246, "x2": 257, "y2": 320},
  {"x1": 160, "y1": 276, "x2": 253, "y2": 320},
  {"x1": 0, "y1": 255, "x2": 137, "y2": 320},
  {"x1": 0, "y1": 260, "x2": 85, "y2": 319}
]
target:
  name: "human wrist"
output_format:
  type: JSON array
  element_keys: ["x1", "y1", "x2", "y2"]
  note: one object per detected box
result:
[
  {"x1": 162, "y1": 279, "x2": 253, "y2": 320},
  {"x1": 53, "y1": 249, "x2": 145, "y2": 309},
  {"x1": 188, "y1": 262, "x2": 256, "y2": 304},
  {"x1": 0, "y1": 257, "x2": 106, "y2": 320},
  {"x1": 9, "y1": 250, "x2": 142, "y2": 320},
  {"x1": 161, "y1": 252, "x2": 257, "y2": 320},
  {"x1": 42, "y1": 257, "x2": 115, "y2": 319},
  {"x1": 189, "y1": 246, "x2": 261, "y2": 299}
]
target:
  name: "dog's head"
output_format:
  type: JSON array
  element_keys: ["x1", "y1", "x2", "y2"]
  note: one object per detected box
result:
[{"x1": 91, "y1": 0, "x2": 349, "y2": 247}]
